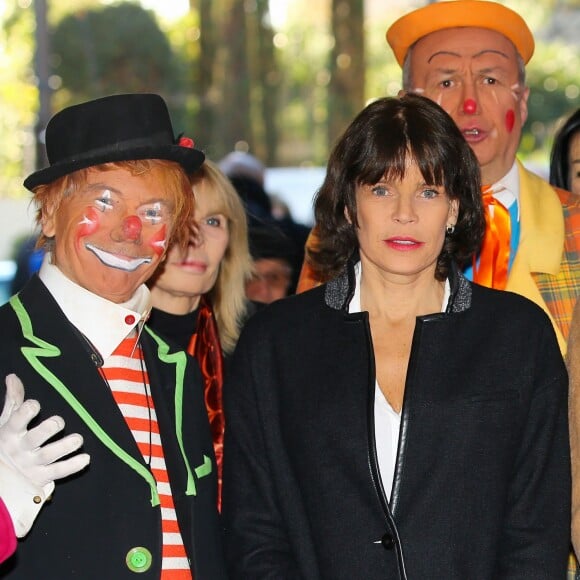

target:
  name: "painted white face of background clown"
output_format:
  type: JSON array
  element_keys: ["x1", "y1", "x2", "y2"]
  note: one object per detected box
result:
[
  {"x1": 409, "y1": 27, "x2": 529, "y2": 186},
  {"x1": 42, "y1": 166, "x2": 175, "y2": 303}
]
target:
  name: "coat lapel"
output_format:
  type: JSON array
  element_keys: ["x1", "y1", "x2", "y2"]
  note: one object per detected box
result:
[
  {"x1": 11, "y1": 278, "x2": 161, "y2": 505},
  {"x1": 142, "y1": 327, "x2": 197, "y2": 497}
]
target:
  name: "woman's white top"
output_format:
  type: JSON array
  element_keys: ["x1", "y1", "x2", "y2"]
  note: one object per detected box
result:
[{"x1": 348, "y1": 262, "x2": 450, "y2": 501}]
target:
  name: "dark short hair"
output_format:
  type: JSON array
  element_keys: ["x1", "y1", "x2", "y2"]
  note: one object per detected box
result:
[
  {"x1": 310, "y1": 94, "x2": 485, "y2": 281},
  {"x1": 549, "y1": 108, "x2": 580, "y2": 191}
]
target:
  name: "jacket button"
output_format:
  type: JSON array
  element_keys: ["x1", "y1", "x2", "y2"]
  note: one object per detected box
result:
[
  {"x1": 381, "y1": 532, "x2": 395, "y2": 550},
  {"x1": 126, "y1": 546, "x2": 153, "y2": 573}
]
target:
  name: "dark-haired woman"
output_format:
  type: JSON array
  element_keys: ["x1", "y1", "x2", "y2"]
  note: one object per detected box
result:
[
  {"x1": 550, "y1": 108, "x2": 580, "y2": 196},
  {"x1": 222, "y1": 95, "x2": 570, "y2": 579}
]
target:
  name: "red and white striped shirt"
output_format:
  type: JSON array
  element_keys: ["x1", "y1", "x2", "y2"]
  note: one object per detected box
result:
[{"x1": 101, "y1": 334, "x2": 192, "y2": 579}]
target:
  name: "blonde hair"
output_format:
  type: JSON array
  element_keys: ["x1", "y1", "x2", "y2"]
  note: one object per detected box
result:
[
  {"x1": 192, "y1": 160, "x2": 253, "y2": 353},
  {"x1": 34, "y1": 159, "x2": 194, "y2": 252}
]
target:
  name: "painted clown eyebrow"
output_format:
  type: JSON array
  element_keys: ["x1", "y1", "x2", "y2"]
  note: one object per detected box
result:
[
  {"x1": 82, "y1": 183, "x2": 170, "y2": 206},
  {"x1": 427, "y1": 48, "x2": 510, "y2": 64}
]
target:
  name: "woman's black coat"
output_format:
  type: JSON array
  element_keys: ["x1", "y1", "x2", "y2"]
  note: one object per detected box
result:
[{"x1": 222, "y1": 265, "x2": 571, "y2": 579}]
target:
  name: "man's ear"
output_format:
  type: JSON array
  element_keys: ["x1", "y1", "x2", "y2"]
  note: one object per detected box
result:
[
  {"x1": 41, "y1": 205, "x2": 57, "y2": 238},
  {"x1": 519, "y1": 85, "x2": 530, "y2": 127}
]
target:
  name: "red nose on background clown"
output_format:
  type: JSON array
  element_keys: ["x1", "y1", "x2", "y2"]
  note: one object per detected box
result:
[{"x1": 463, "y1": 98, "x2": 477, "y2": 114}]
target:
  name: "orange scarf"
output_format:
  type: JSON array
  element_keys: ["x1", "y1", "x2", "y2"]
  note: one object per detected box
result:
[{"x1": 472, "y1": 187, "x2": 511, "y2": 290}]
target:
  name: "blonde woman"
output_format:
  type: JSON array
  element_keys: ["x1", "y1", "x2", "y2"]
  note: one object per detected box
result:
[{"x1": 148, "y1": 159, "x2": 253, "y2": 505}]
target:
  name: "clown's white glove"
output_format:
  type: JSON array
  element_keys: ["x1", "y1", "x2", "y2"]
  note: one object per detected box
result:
[{"x1": 0, "y1": 374, "x2": 90, "y2": 537}]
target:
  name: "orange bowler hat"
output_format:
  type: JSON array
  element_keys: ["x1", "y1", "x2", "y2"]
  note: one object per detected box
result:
[{"x1": 386, "y1": 0, "x2": 535, "y2": 67}]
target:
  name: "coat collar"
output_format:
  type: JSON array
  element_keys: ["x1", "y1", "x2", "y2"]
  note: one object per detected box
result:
[
  {"x1": 324, "y1": 260, "x2": 472, "y2": 314},
  {"x1": 38, "y1": 252, "x2": 152, "y2": 359},
  {"x1": 515, "y1": 160, "x2": 564, "y2": 275}
]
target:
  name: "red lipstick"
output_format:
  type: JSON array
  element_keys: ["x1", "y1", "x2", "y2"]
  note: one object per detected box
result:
[{"x1": 384, "y1": 237, "x2": 424, "y2": 251}]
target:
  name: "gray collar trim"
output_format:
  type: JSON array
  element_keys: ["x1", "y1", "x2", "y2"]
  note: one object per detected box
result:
[{"x1": 324, "y1": 263, "x2": 472, "y2": 314}]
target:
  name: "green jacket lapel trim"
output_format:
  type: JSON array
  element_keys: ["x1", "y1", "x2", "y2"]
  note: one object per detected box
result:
[
  {"x1": 145, "y1": 326, "x2": 199, "y2": 496},
  {"x1": 9, "y1": 294, "x2": 161, "y2": 506}
]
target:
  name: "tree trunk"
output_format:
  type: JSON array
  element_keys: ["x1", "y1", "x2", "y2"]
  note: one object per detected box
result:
[
  {"x1": 191, "y1": 0, "x2": 216, "y2": 153},
  {"x1": 33, "y1": 0, "x2": 51, "y2": 170},
  {"x1": 327, "y1": 0, "x2": 365, "y2": 148},
  {"x1": 218, "y1": 0, "x2": 253, "y2": 156},
  {"x1": 254, "y1": 0, "x2": 279, "y2": 166}
]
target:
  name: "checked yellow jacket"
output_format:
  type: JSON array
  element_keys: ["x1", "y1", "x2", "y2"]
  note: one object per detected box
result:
[{"x1": 510, "y1": 161, "x2": 580, "y2": 355}]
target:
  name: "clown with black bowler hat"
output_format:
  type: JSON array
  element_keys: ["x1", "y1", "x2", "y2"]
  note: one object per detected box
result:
[{"x1": 0, "y1": 93, "x2": 227, "y2": 578}]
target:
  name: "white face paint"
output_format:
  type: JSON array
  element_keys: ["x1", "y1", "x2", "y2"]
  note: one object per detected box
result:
[
  {"x1": 84, "y1": 244, "x2": 153, "y2": 271},
  {"x1": 510, "y1": 83, "x2": 521, "y2": 102},
  {"x1": 151, "y1": 238, "x2": 167, "y2": 254}
]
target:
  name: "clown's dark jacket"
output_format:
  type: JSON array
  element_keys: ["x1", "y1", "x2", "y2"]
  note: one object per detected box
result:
[{"x1": 0, "y1": 275, "x2": 227, "y2": 579}]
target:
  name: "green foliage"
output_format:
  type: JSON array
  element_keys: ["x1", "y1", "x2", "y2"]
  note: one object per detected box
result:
[
  {"x1": 0, "y1": 0, "x2": 38, "y2": 198},
  {"x1": 0, "y1": 0, "x2": 578, "y2": 186},
  {"x1": 160, "y1": 10, "x2": 201, "y2": 139},
  {"x1": 365, "y1": 16, "x2": 403, "y2": 101},
  {"x1": 274, "y1": 22, "x2": 334, "y2": 164},
  {"x1": 51, "y1": 2, "x2": 178, "y2": 105},
  {"x1": 522, "y1": 42, "x2": 580, "y2": 162}
]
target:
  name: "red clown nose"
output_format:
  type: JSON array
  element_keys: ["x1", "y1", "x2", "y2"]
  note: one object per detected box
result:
[
  {"x1": 463, "y1": 99, "x2": 477, "y2": 114},
  {"x1": 123, "y1": 215, "x2": 142, "y2": 241}
]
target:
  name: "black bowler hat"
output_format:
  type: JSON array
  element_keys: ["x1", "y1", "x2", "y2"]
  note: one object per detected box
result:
[{"x1": 23, "y1": 93, "x2": 205, "y2": 191}]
